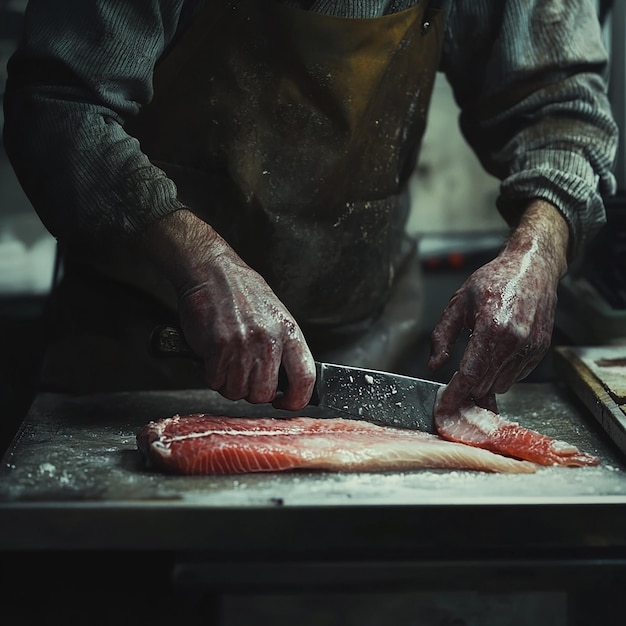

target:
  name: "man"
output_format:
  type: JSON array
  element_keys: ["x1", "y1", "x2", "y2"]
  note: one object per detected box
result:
[{"x1": 2, "y1": 0, "x2": 618, "y2": 415}]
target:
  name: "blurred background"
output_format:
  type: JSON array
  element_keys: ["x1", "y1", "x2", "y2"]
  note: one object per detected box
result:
[{"x1": 0, "y1": 0, "x2": 624, "y2": 452}]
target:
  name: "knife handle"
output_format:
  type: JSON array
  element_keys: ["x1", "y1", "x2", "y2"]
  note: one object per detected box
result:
[
  {"x1": 150, "y1": 324, "x2": 200, "y2": 360},
  {"x1": 150, "y1": 324, "x2": 320, "y2": 405}
]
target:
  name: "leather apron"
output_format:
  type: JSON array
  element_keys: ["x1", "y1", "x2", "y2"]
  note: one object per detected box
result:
[
  {"x1": 44, "y1": 0, "x2": 445, "y2": 392},
  {"x1": 126, "y1": 0, "x2": 444, "y2": 322}
]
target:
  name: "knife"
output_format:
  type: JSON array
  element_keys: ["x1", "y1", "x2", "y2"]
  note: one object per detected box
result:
[{"x1": 150, "y1": 324, "x2": 442, "y2": 433}]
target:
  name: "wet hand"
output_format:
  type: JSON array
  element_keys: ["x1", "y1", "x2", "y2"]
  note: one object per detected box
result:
[
  {"x1": 177, "y1": 248, "x2": 316, "y2": 411},
  {"x1": 139, "y1": 209, "x2": 316, "y2": 410},
  {"x1": 428, "y1": 200, "x2": 569, "y2": 411}
]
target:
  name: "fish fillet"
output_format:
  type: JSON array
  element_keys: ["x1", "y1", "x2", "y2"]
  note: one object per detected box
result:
[
  {"x1": 137, "y1": 414, "x2": 537, "y2": 475},
  {"x1": 435, "y1": 400, "x2": 600, "y2": 467}
]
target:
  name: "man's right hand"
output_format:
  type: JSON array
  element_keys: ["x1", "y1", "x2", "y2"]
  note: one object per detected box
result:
[{"x1": 139, "y1": 209, "x2": 316, "y2": 411}]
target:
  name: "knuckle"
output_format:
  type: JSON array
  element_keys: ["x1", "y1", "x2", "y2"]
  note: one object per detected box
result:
[{"x1": 496, "y1": 323, "x2": 530, "y2": 348}]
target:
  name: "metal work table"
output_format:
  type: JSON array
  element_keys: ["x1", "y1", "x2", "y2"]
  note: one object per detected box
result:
[
  {"x1": 2, "y1": 380, "x2": 626, "y2": 625},
  {"x1": 2, "y1": 381, "x2": 626, "y2": 554}
]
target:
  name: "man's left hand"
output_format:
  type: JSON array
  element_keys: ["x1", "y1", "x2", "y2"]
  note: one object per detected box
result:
[{"x1": 428, "y1": 200, "x2": 570, "y2": 413}]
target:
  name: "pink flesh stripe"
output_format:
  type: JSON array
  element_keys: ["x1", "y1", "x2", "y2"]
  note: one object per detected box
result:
[
  {"x1": 137, "y1": 414, "x2": 539, "y2": 475},
  {"x1": 435, "y1": 406, "x2": 600, "y2": 468}
]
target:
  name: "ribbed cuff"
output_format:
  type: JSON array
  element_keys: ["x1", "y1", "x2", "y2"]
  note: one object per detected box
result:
[{"x1": 497, "y1": 150, "x2": 611, "y2": 262}]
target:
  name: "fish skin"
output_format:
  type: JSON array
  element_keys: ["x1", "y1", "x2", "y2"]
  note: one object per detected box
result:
[
  {"x1": 434, "y1": 399, "x2": 600, "y2": 467},
  {"x1": 137, "y1": 415, "x2": 537, "y2": 475}
]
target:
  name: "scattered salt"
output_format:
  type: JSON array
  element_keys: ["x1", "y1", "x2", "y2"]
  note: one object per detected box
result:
[{"x1": 38, "y1": 462, "x2": 56, "y2": 476}]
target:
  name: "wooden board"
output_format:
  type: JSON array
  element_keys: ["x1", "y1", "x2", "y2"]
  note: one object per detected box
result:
[{"x1": 554, "y1": 346, "x2": 626, "y2": 457}]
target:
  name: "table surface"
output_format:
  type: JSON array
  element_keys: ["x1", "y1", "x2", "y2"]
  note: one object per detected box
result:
[{"x1": 2, "y1": 383, "x2": 626, "y2": 554}]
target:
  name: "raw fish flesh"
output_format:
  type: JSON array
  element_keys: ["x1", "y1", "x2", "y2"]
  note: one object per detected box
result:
[
  {"x1": 137, "y1": 414, "x2": 537, "y2": 475},
  {"x1": 435, "y1": 399, "x2": 600, "y2": 467}
]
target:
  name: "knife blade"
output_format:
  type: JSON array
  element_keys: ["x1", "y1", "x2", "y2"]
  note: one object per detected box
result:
[
  {"x1": 309, "y1": 360, "x2": 441, "y2": 433},
  {"x1": 150, "y1": 325, "x2": 442, "y2": 432}
]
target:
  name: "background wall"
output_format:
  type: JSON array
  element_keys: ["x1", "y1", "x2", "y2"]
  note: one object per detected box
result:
[
  {"x1": 408, "y1": 76, "x2": 502, "y2": 236},
  {"x1": 0, "y1": 0, "x2": 55, "y2": 297}
]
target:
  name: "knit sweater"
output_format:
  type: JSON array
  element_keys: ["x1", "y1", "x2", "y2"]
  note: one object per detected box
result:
[{"x1": 2, "y1": 0, "x2": 619, "y2": 261}]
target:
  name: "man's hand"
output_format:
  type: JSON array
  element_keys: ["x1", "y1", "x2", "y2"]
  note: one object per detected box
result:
[
  {"x1": 428, "y1": 200, "x2": 569, "y2": 414},
  {"x1": 139, "y1": 209, "x2": 316, "y2": 411}
]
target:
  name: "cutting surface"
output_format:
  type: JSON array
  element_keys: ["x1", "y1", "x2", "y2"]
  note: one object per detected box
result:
[{"x1": 1, "y1": 382, "x2": 626, "y2": 551}]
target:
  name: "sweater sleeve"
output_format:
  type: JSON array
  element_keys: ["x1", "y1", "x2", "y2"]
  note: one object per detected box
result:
[
  {"x1": 441, "y1": 0, "x2": 618, "y2": 261},
  {"x1": 2, "y1": 0, "x2": 203, "y2": 247}
]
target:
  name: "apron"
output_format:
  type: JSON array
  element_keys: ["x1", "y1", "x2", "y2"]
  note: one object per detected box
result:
[{"x1": 44, "y1": 0, "x2": 446, "y2": 392}]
